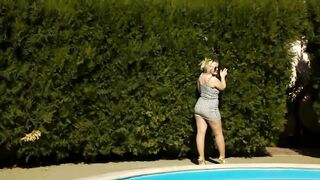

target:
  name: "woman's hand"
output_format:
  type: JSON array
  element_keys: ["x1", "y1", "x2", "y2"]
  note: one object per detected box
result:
[{"x1": 220, "y1": 68, "x2": 228, "y2": 78}]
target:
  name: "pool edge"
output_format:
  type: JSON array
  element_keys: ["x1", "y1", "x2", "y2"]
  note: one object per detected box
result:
[{"x1": 77, "y1": 163, "x2": 320, "y2": 180}]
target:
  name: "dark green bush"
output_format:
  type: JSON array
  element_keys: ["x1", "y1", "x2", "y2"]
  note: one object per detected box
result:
[
  {"x1": 0, "y1": 0, "x2": 316, "y2": 165},
  {"x1": 307, "y1": 0, "x2": 320, "y2": 131}
]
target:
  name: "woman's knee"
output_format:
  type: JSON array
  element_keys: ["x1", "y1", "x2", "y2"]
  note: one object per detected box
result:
[
  {"x1": 215, "y1": 130, "x2": 224, "y2": 137},
  {"x1": 197, "y1": 126, "x2": 207, "y2": 135}
]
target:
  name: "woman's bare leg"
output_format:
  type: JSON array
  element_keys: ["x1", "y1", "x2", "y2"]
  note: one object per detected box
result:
[
  {"x1": 195, "y1": 115, "x2": 208, "y2": 162},
  {"x1": 207, "y1": 120, "x2": 225, "y2": 159}
]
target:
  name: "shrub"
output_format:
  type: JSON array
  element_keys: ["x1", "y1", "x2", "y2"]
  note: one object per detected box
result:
[{"x1": 0, "y1": 0, "x2": 315, "y2": 165}]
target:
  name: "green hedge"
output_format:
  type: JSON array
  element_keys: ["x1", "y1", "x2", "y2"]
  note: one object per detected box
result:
[
  {"x1": 307, "y1": 0, "x2": 320, "y2": 131},
  {"x1": 0, "y1": 0, "x2": 315, "y2": 165}
]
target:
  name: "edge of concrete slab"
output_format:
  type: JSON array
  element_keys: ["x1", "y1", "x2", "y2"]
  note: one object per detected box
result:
[{"x1": 77, "y1": 163, "x2": 320, "y2": 180}]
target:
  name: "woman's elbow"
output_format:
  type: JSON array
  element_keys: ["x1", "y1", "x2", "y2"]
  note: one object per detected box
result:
[{"x1": 217, "y1": 85, "x2": 226, "y2": 91}]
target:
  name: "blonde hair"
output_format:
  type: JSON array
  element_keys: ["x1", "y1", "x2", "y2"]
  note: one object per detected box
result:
[{"x1": 199, "y1": 57, "x2": 218, "y2": 72}]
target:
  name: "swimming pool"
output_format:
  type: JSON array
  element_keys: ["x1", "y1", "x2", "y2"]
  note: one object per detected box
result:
[
  {"x1": 78, "y1": 164, "x2": 320, "y2": 180},
  {"x1": 127, "y1": 168, "x2": 320, "y2": 179}
]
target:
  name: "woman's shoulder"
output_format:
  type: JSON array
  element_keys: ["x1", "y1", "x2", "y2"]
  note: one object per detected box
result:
[
  {"x1": 209, "y1": 75, "x2": 220, "y2": 82},
  {"x1": 198, "y1": 73, "x2": 206, "y2": 81}
]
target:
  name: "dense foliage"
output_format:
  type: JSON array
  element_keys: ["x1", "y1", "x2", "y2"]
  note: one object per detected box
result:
[
  {"x1": 0, "y1": 0, "x2": 317, "y2": 165},
  {"x1": 307, "y1": 0, "x2": 320, "y2": 130}
]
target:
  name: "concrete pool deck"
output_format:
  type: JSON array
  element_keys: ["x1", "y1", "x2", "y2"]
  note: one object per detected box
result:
[{"x1": 1, "y1": 147, "x2": 320, "y2": 180}]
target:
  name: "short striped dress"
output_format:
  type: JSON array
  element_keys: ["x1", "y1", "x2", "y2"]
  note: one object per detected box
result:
[{"x1": 194, "y1": 77, "x2": 221, "y2": 121}]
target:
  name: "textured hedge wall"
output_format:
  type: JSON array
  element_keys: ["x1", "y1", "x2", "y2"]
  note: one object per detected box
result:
[
  {"x1": 0, "y1": 0, "x2": 314, "y2": 165},
  {"x1": 307, "y1": 0, "x2": 320, "y2": 131}
]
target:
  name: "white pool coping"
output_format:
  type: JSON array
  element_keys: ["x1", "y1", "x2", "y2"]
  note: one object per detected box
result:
[{"x1": 77, "y1": 163, "x2": 320, "y2": 180}]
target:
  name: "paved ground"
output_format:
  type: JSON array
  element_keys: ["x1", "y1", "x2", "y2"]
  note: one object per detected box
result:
[{"x1": 0, "y1": 147, "x2": 319, "y2": 180}]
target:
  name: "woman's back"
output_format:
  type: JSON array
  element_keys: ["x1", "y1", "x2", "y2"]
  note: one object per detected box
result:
[
  {"x1": 199, "y1": 85, "x2": 219, "y2": 99},
  {"x1": 198, "y1": 74, "x2": 220, "y2": 99}
]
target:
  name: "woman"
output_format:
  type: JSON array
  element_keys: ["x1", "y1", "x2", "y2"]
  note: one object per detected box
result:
[{"x1": 194, "y1": 57, "x2": 228, "y2": 165}]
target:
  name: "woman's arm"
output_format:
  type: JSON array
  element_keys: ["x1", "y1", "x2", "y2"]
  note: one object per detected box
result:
[{"x1": 210, "y1": 68, "x2": 227, "y2": 90}]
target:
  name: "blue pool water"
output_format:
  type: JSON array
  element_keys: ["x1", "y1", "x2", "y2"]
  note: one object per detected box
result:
[{"x1": 126, "y1": 168, "x2": 320, "y2": 180}]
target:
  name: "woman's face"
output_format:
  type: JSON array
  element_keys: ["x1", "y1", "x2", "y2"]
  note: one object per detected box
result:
[{"x1": 210, "y1": 65, "x2": 218, "y2": 75}]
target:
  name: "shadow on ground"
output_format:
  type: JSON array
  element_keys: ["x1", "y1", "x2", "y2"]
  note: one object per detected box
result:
[
  {"x1": 292, "y1": 148, "x2": 320, "y2": 158},
  {"x1": 278, "y1": 131, "x2": 320, "y2": 158}
]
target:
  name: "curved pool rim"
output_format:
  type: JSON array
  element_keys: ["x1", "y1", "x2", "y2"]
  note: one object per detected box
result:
[{"x1": 78, "y1": 163, "x2": 320, "y2": 180}]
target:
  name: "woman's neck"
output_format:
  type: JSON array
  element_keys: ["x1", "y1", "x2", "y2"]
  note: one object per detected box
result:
[{"x1": 203, "y1": 72, "x2": 212, "y2": 75}]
